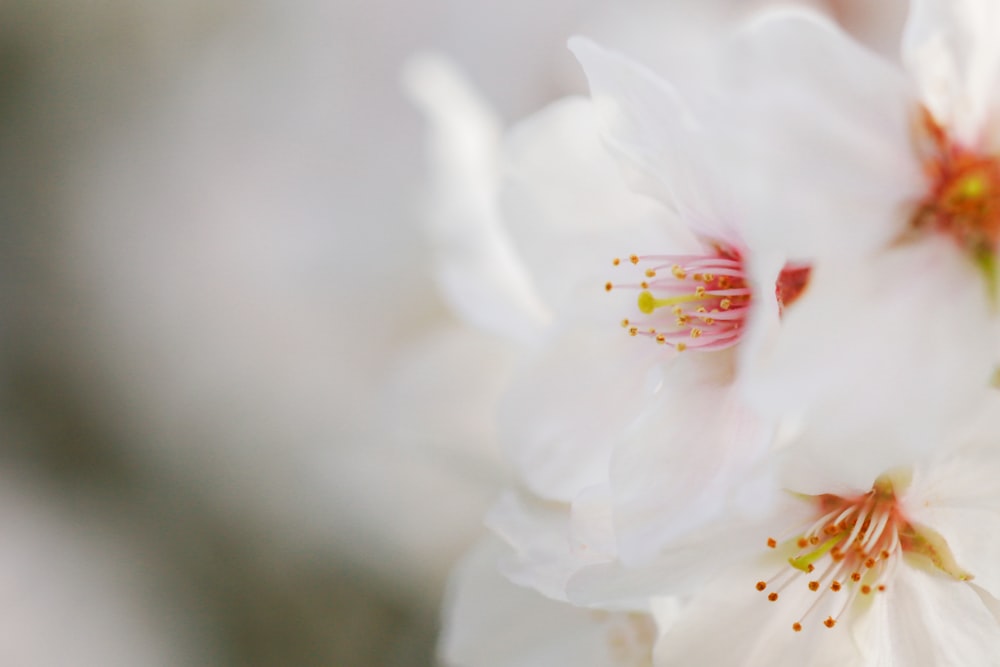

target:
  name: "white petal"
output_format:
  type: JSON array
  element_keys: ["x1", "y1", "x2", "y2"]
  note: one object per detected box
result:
[
  {"x1": 403, "y1": 53, "x2": 550, "y2": 342},
  {"x1": 722, "y1": 9, "x2": 922, "y2": 259},
  {"x1": 856, "y1": 562, "x2": 1000, "y2": 666},
  {"x1": 903, "y1": 428, "x2": 1000, "y2": 599},
  {"x1": 741, "y1": 237, "x2": 996, "y2": 490},
  {"x1": 567, "y1": 482, "x2": 807, "y2": 605},
  {"x1": 499, "y1": 96, "x2": 691, "y2": 316},
  {"x1": 486, "y1": 490, "x2": 613, "y2": 601},
  {"x1": 568, "y1": 37, "x2": 744, "y2": 246},
  {"x1": 608, "y1": 351, "x2": 774, "y2": 565},
  {"x1": 903, "y1": 0, "x2": 1000, "y2": 146},
  {"x1": 499, "y1": 327, "x2": 667, "y2": 502},
  {"x1": 440, "y1": 537, "x2": 657, "y2": 667},
  {"x1": 654, "y1": 557, "x2": 861, "y2": 667}
]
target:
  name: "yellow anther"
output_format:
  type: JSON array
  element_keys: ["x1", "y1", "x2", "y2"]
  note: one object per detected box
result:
[
  {"x1": 620, "y1": 318, "x2": 630, "y2": 328},
  {"x1": 676, "y1": 342, "x2": 687, "y2": 352},
  {"x1": 612, "y1": 257, "x2": 621, "y2": 266},
  {"x1": 628, "y1": 327, "x2": 638, "y2": 336},
  {"x1": 655, "y1": 334, "x2": 666, "y2": 344},
  {"x1": 645, "y1": 269, "x2": 656, "y2": 278},
  {"x1": 720, "y1": 299, "x2": 732, "y2": 310},
  {"x1": 629, "y1": 254, "x2": 639, "y2": 264},
  {"x1": 671, "y1": 265, "x2": 687, "y2": 279},
  {"x1": 695, "y1": 286, "x2": 706, "y2": 297},
  {"x1": 958, "y1": 172, "x2": 987, "y2": 200},
  {"x1": 605, "y1": 282, "x2": 613, "y2": 292},
  {"x1": 690, "y1": 328, "x2": 702, "y2": 338}
]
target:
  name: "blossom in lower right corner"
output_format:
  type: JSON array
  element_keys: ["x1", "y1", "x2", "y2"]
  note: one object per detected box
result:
[{"x1": 652, "y1": 409, "x2": 1000, "y2": 666}]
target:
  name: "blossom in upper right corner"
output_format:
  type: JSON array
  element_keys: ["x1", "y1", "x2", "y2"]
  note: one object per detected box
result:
[{"x1": 705, "y1": 2, "x2": 1000, "y2": 455}]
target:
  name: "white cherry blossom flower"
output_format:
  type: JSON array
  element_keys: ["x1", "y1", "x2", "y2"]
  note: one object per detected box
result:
[
  {"x1": 650, "y1": 403, "x2": 1000, "y2": 666},
  {"x1": 702, "y1": 3, "x2": 1000, "y2": 468}
]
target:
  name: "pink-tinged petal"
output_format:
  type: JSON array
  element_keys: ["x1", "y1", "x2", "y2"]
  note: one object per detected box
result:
[
  {"x1": 499, "y1": 96, "x2": 691, "y2": 317},
  {"x1": 440, "y1": 537, "x2": 657, "y2": 667},
  {"x1": 855, "y1": 561, "x2": 1000, "y2": 665},
  {"x1": 903, "y1": 0, "x2": 1000, "y2": 147},
  {"x1": 723, "y1": 9, "x2": 922, "y2": 259},
  {"x1": 741, "y1": 237, "x2": 996, "y2": 491},
  {"x1": 654, "y1": 558, "x2": 862, "y2": 667},
  {"x1": 403, "y1": 54, "x2": 550, "y2": 343},
  {"x1": 608, "y1": 350, "x2": 773, "y2": 565},
  {"x1": 499, "y1": 328, "x2": 667, "y2": 502},
  {"x1": 568, "y1": 37, "x2": 744, "y2": 246}
]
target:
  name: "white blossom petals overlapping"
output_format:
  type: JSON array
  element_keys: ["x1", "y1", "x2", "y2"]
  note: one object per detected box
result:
[{"x1": 408, "y1": 2, "x2": 1000, "y2": 666}]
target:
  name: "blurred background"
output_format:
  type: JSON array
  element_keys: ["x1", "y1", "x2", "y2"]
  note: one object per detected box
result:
[{"x1": 0, "y1": 1, "x2": 904, "y2": 665}]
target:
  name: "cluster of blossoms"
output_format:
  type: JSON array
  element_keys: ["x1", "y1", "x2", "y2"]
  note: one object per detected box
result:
[{"x1": 409, "y1": 1, "x2": 1000, "y2": 664}]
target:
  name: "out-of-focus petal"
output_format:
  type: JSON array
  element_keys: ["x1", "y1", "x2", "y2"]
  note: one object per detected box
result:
[
  {"x1": 723, "y1": 9, "x2": 922, "y2": 259},
  {"x1": 440, "y1": 537, "x2": 657, "y2": 667},
  {"x1": 903, "y1": 0, "x2": 1000, "y2": 147},
  {"x1": 403, "y1": 53, "x2": 550, "y2": 342}
]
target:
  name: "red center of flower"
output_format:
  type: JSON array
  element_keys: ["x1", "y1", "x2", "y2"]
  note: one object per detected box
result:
[
  {"x1": 756, "y1": 472, "x2": 969, "y2": 633},
  {"x1": 914, "y1": 107, "x2": 1000, "y2": 262},
  {"x1": 606, "y1": 246, "x2": 810, "y2": 351}
]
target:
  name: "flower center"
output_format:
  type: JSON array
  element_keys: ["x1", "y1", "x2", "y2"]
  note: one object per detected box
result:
[
  {"x1": 606, "y1": 247, "x2": 809, "y2": 351},
  {"x1": 914, "y1": 107, "x2": 1000, "y2": 280},
  {"x1": 756, "y1": 471, "x2": 970, "y2": 633}
]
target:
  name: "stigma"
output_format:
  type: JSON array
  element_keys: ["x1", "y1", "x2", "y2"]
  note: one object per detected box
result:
[
  {"x1": 913, "y1": 107, "x2": 1000, "y2": 280},
  {"x1": 606, "y1": 246, "x2": 809, "y2": 351},
  {"x1": 756, "y1": 471, "x2": 970, "y2": 633}
]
